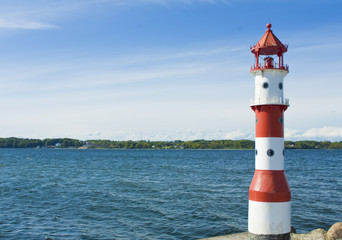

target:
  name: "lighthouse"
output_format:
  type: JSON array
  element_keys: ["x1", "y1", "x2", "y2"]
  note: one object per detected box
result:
[{"x1": 248, "y1": 23, "x2": 291, "y2": 240}]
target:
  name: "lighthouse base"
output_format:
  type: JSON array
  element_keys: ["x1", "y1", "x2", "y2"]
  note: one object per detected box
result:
[{"x1": 248, "y1": 232, "x2": 290, "y2": 240}]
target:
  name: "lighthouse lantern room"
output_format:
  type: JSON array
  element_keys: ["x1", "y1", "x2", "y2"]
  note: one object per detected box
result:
[{"x1": 248, "y1": 23, "x2": 291, "y2": 240}]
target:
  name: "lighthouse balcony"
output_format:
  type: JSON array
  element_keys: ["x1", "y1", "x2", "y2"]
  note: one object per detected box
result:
[
  {"x1": 250, "y1": 63, "x2": 289, "y2": 72},
  {"x1": 250, "y1": 97, "x2": 289, "y2": 106}
]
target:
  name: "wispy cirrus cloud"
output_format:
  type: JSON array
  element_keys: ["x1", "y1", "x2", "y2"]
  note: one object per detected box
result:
[
  {"x1": 0, "y1": 1, "x2": 63, "y2": 30},
  {"x1": 0, "y1": 0, "x2": 109, "y2": 31},
  {"x1": 0, "y1": 18, "x2": 59, "y2": 30},
  {"x1": 0, "y1": 0, "x2": 231, "y2": 31},
  {"x1": 141, "y1": 0, "x2": 232, "y2": 5}
]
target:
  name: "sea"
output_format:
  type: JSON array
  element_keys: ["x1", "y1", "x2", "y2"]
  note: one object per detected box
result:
[{"x1": 0, "y1": 149, "x2": 341, "y2": 240}]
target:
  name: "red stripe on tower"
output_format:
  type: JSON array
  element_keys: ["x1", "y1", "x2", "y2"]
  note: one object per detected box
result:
[
  {"x1": 248, "y1": 23, "x2": 291, "y2": 240},
  {"x1": 252, "y1": 105, "x2": 287, "y2": 138},
  {"x1": 249, "y1": 170, "x2": 291, "y2": 202}
]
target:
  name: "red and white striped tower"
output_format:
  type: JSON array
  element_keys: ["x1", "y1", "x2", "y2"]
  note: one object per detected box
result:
[{"x1": 248, "y1": 23, "x2": 291, "y2": 240}]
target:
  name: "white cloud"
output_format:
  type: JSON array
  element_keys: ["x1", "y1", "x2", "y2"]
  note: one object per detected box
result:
[
  {"x1": 106, "y1": 127, "x2": 342, "y2": 141},
  {"x1": 285, "y1": 127, "x2": 342, "y2": 141},
  {"x1": 302, "y1": 127, "x2": 342, "y2": 140},
  {"x1": 223, "y1": 130, "x2": 253, "y2": 140},
  {"x1": 284, "y1": 128, "x2": 300, "y2": 139},
  {"x1": 103, "y1": 129, "x2": 253, "y2": 141}
]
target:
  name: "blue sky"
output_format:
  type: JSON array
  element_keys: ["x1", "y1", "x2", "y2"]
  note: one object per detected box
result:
[{"x1": 0, "y1": 0, "x2": 341, "y2": 141}]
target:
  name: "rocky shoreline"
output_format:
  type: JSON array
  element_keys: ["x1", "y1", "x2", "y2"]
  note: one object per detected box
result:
[{"x1": 200, "y1": 222, "x2": 342, "y2": 240}]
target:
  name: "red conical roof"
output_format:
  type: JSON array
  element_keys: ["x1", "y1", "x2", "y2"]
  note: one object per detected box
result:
[{"x1": 251, "y1": 23, "x2": 287, "y2": 56}]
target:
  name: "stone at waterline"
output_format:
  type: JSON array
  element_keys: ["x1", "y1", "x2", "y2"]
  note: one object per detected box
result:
[{"x1": 327, "y1": 222, "x2": 342, "y2": 240}]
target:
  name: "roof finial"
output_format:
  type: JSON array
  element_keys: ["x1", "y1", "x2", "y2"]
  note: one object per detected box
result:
[{"x1": 266, "y1": 23, "x2": 272, "y2": 29}]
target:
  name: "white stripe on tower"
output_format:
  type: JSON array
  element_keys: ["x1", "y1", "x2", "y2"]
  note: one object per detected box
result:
[
  {"x1": 249, "y1": 201, "x2": 291, "y2": 234},
  {"x1": 255, "y1": 137, "x2": 284, "y2": 170}
]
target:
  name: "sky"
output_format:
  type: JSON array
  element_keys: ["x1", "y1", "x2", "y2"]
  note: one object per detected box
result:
[{"x1": 0, "y1": 0, "x2": 341, "y2": 141}]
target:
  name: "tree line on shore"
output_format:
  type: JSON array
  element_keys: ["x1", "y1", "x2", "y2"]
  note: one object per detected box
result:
[{"x1": 0, "y1": 137, "x2": 341, "y2": 149}]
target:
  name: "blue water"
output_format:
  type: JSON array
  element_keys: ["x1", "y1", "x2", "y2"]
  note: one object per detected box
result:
[{"x1": 0, "y1": 149, "x2": 341, "y2": 240}]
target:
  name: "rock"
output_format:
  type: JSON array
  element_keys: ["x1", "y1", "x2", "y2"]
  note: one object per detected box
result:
[
  {"x1": 290, "y1": 228, "x2": 327, "y2": 240},
  {"x1": 328, "y1": 222, "x2": 342, "y2": 240},
  {"x1": 291, "y1": 226, "x2": 297, "y2": 233}
]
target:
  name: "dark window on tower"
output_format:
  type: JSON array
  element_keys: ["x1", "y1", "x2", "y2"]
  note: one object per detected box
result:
[
  {"x1": 267, "y1": 149, "x2": 274, "y2": 157},
  {"x1": 278, "y1": 82, "x2": 283, "y2": 89},
  {"x1": 263, "y1": 82, "x2": 269, "y2": 89},
  {"x1": 279, "y1": 117, "x2": 283, "y2": 124}
]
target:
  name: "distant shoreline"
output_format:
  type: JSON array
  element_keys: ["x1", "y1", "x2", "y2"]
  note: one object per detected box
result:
[{"x1": 0, "y1": 137, "x2": 341, "y2": 150}]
